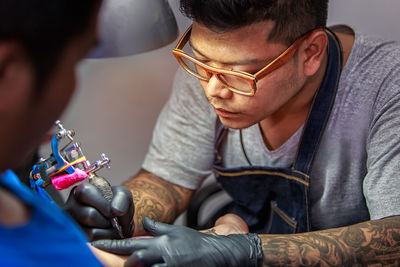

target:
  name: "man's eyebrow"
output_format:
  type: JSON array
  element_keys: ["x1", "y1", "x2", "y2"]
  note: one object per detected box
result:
[{"x1": 188, "y1": 39, "x2": 271, "y2": 66}]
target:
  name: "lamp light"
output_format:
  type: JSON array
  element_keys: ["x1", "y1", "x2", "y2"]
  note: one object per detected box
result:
[{"x1": 90, "y1": 0, "x2": 178, "y2": 58}]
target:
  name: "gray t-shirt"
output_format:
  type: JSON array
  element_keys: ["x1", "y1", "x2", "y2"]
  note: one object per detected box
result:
[{"x1": 143, "y1": 31, "x2": 400, "y2": 230}]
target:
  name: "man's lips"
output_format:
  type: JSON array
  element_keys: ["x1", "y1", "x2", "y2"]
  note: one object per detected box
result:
[{"x1": 214, "y1": 107, "x2": 240, "y2": 117}]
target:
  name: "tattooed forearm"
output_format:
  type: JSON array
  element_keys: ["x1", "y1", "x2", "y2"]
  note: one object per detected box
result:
[
  {"x1": 123, "y1": 168, "x2": 195, "y2": 235},
  {"x1": 260, "y1": 216, "x2": 400, "y2": 266}
]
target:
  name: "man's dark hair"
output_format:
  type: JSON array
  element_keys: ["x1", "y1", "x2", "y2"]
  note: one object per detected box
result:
[
  {"x1": 180, "y1": 0, "x2": 329, "y2": 44},
  {"x1": 0, "y1": 0, "x2": 100, "y2": 89}
]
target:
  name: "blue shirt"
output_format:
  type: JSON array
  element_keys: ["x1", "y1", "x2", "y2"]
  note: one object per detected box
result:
[{"x1": 0, "y1": 170, "x2": 102, "y2": 267}]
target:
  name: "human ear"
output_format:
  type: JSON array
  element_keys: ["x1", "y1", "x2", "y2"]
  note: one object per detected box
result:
[
  {"x1": 301, "y1": 31, "x2": 328, "y2": 77},
  {"x1": 0, "y1": 42, "x2": 33, "y2": 111}
]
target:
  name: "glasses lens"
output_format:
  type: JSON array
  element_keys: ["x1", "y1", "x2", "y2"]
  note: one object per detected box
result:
[
  {"x1": 179, "y1": 56, "x2": 209, "y2": 80},
  {"x1": 217, "y1": 73, "x2": 254, "y2": 94},
  {"x1": 176, "y1": 44, "x2": 208, "y2": 80},
  {"x1": 176, "y1": 43, "x2": 254, "y2": 95}
]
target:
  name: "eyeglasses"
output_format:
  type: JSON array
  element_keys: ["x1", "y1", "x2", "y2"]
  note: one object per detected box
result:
[{"x1": 172, "y1": 25, "x2": 314, "y2": 96}]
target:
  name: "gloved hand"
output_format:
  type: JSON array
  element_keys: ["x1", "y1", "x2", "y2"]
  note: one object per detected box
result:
[
  {"x1": 91, "y1": 217, "x2": 263, "y2": 267},
  {"x1": 64, "y1": 181, "x2": 134, "y2": 241}
]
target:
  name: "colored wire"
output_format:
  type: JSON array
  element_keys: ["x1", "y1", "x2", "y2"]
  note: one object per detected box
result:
[{"x1": 49, "y1": 156, "x2": 87, "y2": 177}]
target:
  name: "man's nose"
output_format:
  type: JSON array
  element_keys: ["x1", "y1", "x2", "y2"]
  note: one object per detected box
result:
[{"x1": 204, "y1": 74, "x2": 233, "y2": 99}]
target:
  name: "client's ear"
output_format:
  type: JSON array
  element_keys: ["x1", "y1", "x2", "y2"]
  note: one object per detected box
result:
[{"x1": 0, "y1": 41, "x2": 34, "y2": 111}]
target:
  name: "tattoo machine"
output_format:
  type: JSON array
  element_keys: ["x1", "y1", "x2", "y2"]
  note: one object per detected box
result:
[{"x1": 30, "y1": 120, "x2": 124, "y2": 238}]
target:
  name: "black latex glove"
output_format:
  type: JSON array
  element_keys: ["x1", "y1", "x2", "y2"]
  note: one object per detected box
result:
[
  {"x1": 92, "y1": 217, "x2": 263, "y2": 267},
  {"x1": 64, "y1": 182, "x2": 134, "y2": 241}
]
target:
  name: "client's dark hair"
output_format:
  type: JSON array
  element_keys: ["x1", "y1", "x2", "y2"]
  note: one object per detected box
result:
[
  {"x1": 180, "y1": 0, "x2": 329, "y2": 44},
  {"x1": 0, "y1": 0, "x2": 101, "y2": 89}
]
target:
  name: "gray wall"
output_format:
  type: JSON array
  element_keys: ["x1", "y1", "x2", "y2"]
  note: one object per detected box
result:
[
  {"x1": 44, "y1": 1, "x2": 400, "y2": 210},
  {"x1": 328, "y1": 0, "x2": 400, "y2": 42}
]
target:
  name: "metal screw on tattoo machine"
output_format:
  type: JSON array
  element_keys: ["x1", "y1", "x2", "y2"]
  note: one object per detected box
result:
[{"x1": 30, "y1": 120, "x2": 124, "y2": 238}]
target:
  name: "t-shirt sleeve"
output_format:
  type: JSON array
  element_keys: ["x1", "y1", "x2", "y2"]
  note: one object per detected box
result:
[
  {"x1": 142, "y1": 68, "x2": 216, "y2": 189},
  {"x1": 364, "y1": 54, "x2": 400, "y2": 220}
]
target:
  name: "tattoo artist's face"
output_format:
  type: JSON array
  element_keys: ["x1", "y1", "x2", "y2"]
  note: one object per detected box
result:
[{"x1": 190, "y1": 22, "x2": 306, "y2": 129}]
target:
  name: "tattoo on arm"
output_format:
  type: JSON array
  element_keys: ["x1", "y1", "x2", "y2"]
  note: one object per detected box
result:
[
  {"x1": 260, "y1": 216, "x2": 400, "y2": 266},
  {"x1": 123, "y1": 169, "x2": 194, "y2": 235}
]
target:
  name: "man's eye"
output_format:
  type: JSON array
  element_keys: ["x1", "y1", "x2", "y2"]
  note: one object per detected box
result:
[
  {"x1": 239, "y1": 65, "x2": 265, "y2": 74},
  {"x1": 195, "y1": 57, "x2": 211, "y2": 64},
  {"x1": 244, "y1": 69, "x2": 258, "y2": 74},
  {"x1": 232, "y1": 67, "x2": 255, "y2": 73},
  {"x1": 193, "y1": 54, "x2": 205, "y2": 60}
]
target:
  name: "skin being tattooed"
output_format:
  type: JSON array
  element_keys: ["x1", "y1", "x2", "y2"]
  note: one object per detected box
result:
[
  {"x1": 260, "y1": 216, "x2": 400, "y2": 266},
  {"x1": 123, "y1": 168, "x2": 194, "y2": 235},
  {"x1": 203, "y1": 228, "x2": 218, "y2": 235}
]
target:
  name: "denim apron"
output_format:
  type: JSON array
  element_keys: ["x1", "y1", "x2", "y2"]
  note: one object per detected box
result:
[{"x1": 212, "y1": 30, "x2": 343, "y2": 234}]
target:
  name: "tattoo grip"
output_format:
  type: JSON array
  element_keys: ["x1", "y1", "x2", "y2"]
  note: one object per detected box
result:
[{"x1": 88, "y1": 175, "x2": 124, "y2": 239}]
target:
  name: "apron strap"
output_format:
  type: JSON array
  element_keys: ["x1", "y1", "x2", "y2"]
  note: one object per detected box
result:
[
  {"x1": 213, "y1": 117, "x2": 228, "y2": 165},
  {"x1": 293, "y1": 30, "x2": 343, "y2": 174}
]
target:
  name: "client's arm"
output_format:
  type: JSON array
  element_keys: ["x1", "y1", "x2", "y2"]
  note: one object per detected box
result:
[
  {"x1": 88, "y1": 243, "x2": 128, "y2": 266},
  {"x1": 201, "y1": 213, "x2": 249, "y2": 235}
]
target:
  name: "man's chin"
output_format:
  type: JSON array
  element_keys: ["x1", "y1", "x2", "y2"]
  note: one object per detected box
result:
[{"x1": 218, "y1": 116, "x2": 255, "y2": 130}]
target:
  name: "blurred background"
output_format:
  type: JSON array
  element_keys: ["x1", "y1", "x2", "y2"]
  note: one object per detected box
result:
[{"x1": 39, "y1": 0, "x2": 400, "y2": 223}]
